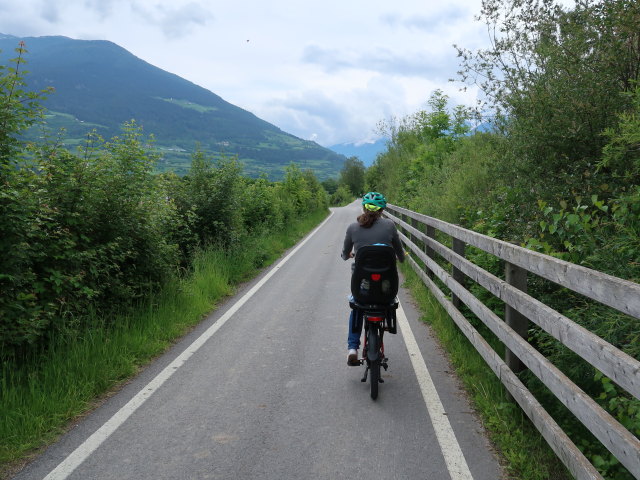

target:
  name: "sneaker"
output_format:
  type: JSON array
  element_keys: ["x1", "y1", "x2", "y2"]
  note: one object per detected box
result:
[{"x1": 347, "y1": 349, "x2": 359, "y2": 366}]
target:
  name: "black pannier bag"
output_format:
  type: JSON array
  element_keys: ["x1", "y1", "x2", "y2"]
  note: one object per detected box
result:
[{"x1": 350, "y1": 244, "x2": 399, "y2": 305}]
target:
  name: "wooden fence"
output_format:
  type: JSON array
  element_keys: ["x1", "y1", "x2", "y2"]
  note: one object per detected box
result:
[{"x1": 384, "y1": 204, "x2": 640, "y2": 480}]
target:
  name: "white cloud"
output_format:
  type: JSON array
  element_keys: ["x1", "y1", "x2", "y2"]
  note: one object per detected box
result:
[
  {"x1": 127, "y1": 1, "x2": 214, "y2": 39},
  {"x1": 82, "y1": 0, "x2": 116, "y2": 20},
  {"x1": 381, "y1": 7, "x2": 467, "y2": 31},
  {"x1": 301, "y1": 45, "x2": 455, "y2": 79},
  {"x1": 160, "y1": 3, "x2": 213, "y2": 39},
  {"x1": 41, "y1": 1, "x2": 60, "y2": 23}
]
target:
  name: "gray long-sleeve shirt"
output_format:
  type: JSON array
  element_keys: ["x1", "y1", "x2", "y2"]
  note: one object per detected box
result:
[{"x1": 341, "y1": 217, "x2": 405, "y2": 262}]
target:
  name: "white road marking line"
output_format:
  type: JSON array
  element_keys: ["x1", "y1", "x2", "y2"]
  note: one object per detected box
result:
[
  {"x1": 396, "y1": 302, "x2": 474, "y2": 480},
  {"x1": 43, "y1": 211, "x2": 334, "y2": 480}
]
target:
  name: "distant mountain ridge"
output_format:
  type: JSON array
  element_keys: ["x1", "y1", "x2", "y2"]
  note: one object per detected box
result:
[
  {"x1": 0, "y1": 34, "x2": 345, "y2": 179},
  {"x1": 329, "y1": 138, "x2": 388, "y2": 167}
]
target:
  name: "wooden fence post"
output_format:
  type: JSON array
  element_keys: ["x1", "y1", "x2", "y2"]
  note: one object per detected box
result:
[
  {"x1": 402, "y1": 212, "x2": 410, "y2": 249},
  {"x1": 426, "y1": 225, "x2": 436, "y2": 280},
  {"x1": 410, "y1": 216, "x2": 419, "y2": 249},
  {"x1": 409, "y1": 216, "x2": 424, "y2": 265},
  {"x1": 452, "y1": 238, "x2": 466, "y2": 309},
  {"x1": 505, "y1": 262, "x2": 529, "y2": 373}
]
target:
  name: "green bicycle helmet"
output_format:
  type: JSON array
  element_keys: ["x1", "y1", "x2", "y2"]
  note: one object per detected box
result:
[{"x1": 362, "y1": 191, "x2": 387, "y2": 211}]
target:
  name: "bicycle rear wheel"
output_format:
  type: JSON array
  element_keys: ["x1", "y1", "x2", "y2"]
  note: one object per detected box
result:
[{"x1": 367, "y1": 327, "x2": 380, "y2": 400}]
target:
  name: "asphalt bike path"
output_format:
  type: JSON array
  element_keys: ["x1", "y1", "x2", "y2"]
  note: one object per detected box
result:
[{"x1": 13, "y1": 202, "x2": 504, "y2": 480}]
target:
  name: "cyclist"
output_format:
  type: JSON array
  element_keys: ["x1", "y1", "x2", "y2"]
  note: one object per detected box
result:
[{"x1": 341, "y1": 192, "x2": 405, "y2": 366}]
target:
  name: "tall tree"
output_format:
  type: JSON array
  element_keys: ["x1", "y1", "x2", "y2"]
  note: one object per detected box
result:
[
  {"x1": 456, "y1": 0, "x2": 640, "y2": 173},
  {"x1": 0, "y1": 42, "x2": 51, "y2": 166},
  {"x1": 339, "y1": 156, "x2": 365, "y2": 197}
]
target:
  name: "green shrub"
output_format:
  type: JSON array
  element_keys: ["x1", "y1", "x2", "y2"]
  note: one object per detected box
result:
[{"x1": 330, "y1": 185, "x2": 353, "y2": 206}]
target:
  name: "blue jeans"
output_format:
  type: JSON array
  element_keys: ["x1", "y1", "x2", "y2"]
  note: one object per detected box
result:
[{"x1": 348, "y1": 307, "x2": 363, "y2": 350}]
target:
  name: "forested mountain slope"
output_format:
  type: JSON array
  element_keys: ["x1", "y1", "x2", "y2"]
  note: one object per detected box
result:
[{"x1": 0, "y1": 33, "x2": 344, "y2": 178}]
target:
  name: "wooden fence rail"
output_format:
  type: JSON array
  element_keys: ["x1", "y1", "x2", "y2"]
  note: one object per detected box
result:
[{"x1": 384, "y1": 204, "x2": 640, "y2": 480}]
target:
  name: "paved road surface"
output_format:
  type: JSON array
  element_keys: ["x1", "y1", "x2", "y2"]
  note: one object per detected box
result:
[{"x1": 13, "y1": 202, "x2": 504, "y2": 480}]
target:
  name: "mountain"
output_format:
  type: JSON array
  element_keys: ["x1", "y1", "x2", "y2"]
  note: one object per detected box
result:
[
  {"x1": 0, "y1": 34, "x2": 345, "y2": 179},
  {"x1": 328, "y1": 138, "x2": 388, "y2": 167}
]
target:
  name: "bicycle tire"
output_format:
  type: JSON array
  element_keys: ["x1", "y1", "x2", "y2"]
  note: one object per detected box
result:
[{"x1": 367, "y1": 327, "x2": 380, "y2": 400}]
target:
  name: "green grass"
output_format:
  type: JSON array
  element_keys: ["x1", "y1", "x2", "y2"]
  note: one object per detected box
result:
[
  {"x1": 400, "y1": 263, "x2": 571, "y2": 480},
  {"x1": 0, "y1": 210, "x2": 328, "y2": 478},
  {"x1": 156, "y1": 97, "x2": 218, "y2": 113},
  {"x1": 44, "y1": 111, "x2": 107, "y2": 130}
]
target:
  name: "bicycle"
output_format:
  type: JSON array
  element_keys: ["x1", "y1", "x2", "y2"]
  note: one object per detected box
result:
[{"x1": 349, "y1": 244, "x2": 399, "y2": 400}]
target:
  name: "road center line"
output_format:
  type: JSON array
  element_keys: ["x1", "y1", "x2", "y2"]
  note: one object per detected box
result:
[
  {"x1": 43, "y1": 211, "x2": 335, "y2": 480},
  {"x1": 396, "y1": 302, "x2": 474, "y2": 480}
]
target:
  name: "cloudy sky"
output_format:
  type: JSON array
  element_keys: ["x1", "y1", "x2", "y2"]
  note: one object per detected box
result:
[{"x1": 0, "y1": 0, "x2": 489, "y2": 147}]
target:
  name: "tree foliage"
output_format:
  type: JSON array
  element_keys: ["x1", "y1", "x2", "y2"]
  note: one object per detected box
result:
[
  {"x1": 321, "y1": 177, "x2": 339, "y2": 195},
  {"x1": 457, "y1": 0, "x2": 640, "y2": 175},
  {"x1": 330, "y1": 184, "x2": 353, "y2": 206},
  {"x1": 0, "y1": 59, "x2": 328, "y2": 358},
  {"x1": 0, "y1": 42, "x2": 51, "y2": 167},
  {"x1": 338, "y1": 156, "x2": 365, "y2": 197},
  {"x1": 367, "y1": 90, "x2": 473, "y2": 216},
  {"x1": 371, "y1": 1, "x2": 640, "y2": 477}
]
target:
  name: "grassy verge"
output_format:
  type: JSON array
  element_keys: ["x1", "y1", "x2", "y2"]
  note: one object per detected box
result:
[
  {"x1": 400, "y1": 263, "x2": 571, "y2": 480},
  {"x1": 0, "y1": 209, "x2": 328, "y2": 477}
]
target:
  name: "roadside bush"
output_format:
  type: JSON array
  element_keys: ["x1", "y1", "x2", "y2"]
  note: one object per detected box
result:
[
  {"x1": 0, "y1": 130, "x2": 329, "y2": 359},
  {"x1": 0, "y1": 46, "x2": 329, "y2": 364},
  {"x1": 0, "y1": 123, "x2": 185, "y2": 357},
  {"x1": 178, "y1": 151, "x2": 243, "y2": 248},
  {"x1": 330, "y1": 185, "x2": 353, "y2": 206},
  {"x1": 240, "y1": 176, "x2": 285, "y2": 234}
]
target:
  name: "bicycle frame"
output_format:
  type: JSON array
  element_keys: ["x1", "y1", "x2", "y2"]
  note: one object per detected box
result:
[{"x1": 364, "y1": 312, "x2": 385, "y2": 359}]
